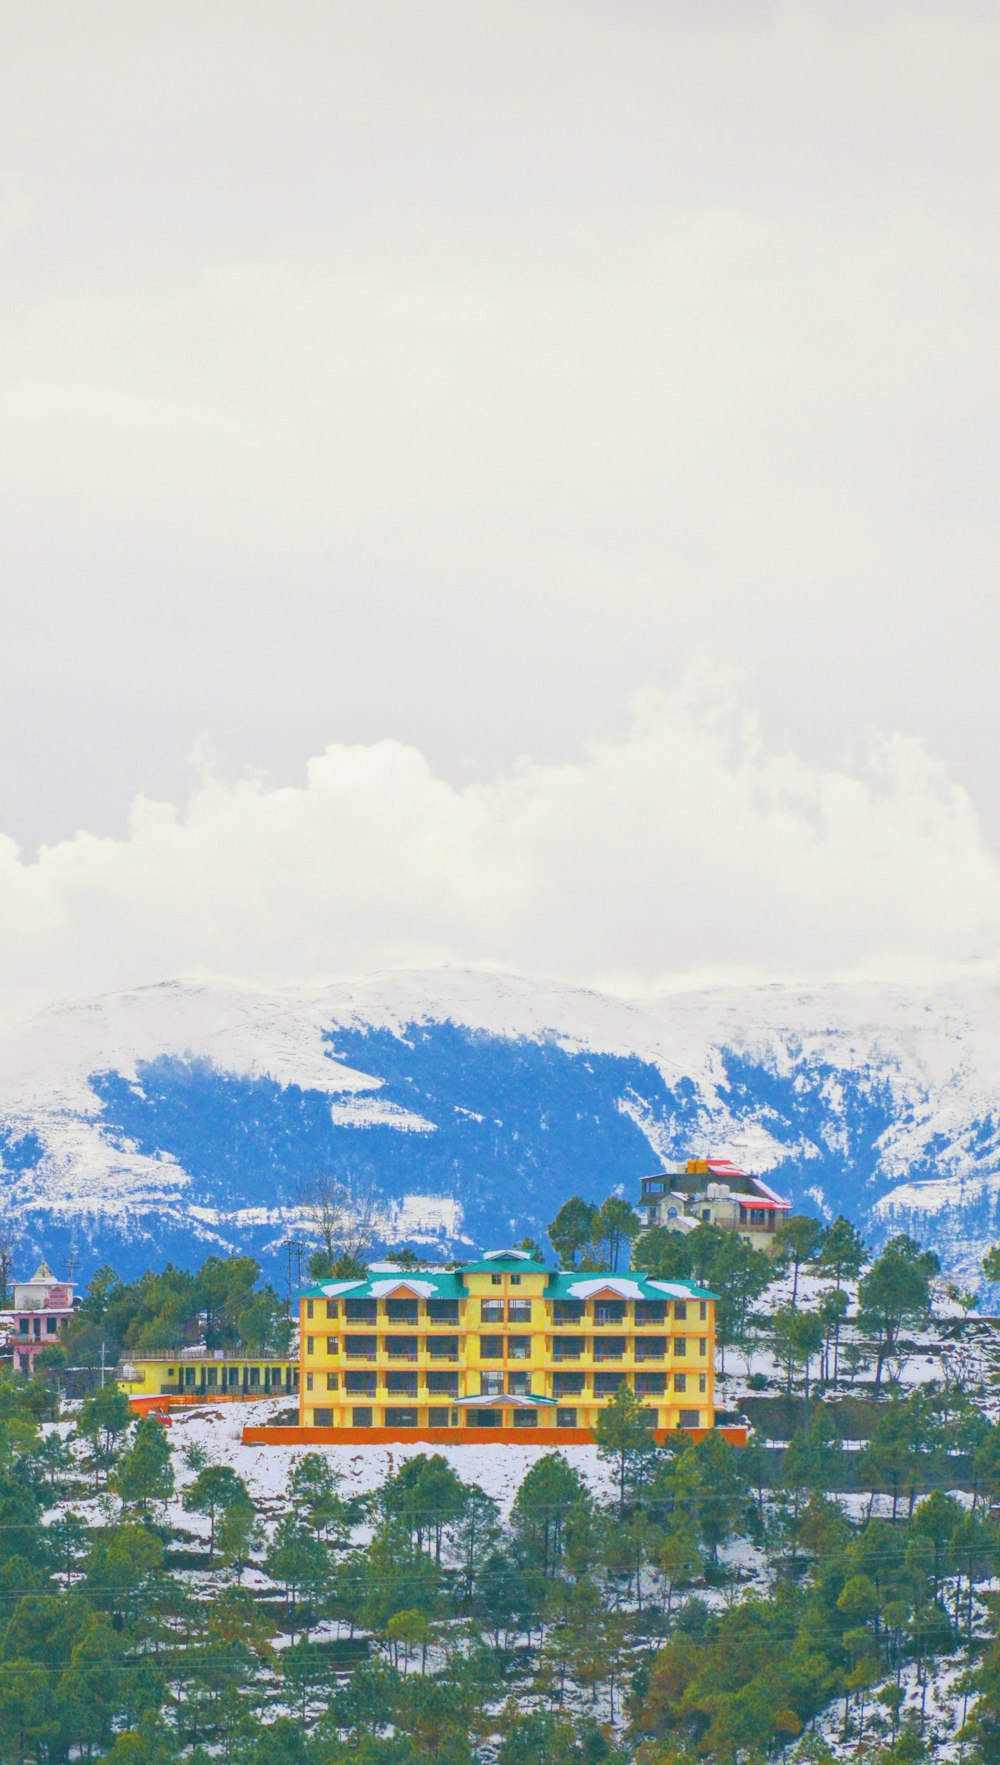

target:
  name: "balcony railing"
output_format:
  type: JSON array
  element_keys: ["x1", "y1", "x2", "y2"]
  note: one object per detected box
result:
[{"x1": 114, "y1": 1350, "x2": 294, "y2": 1364}]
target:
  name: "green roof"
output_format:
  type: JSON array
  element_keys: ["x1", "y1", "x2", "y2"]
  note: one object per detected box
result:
[
  {"x1": 300, "y1": 1270, "x2": 467, "y2": 1301},
  {"x1": 542, "y1": 1273, "x2": 719, "y2": 1302},
  {"x1": 457, "y1": 1251, "x2": 549, "y2": 1274},
  {"x1": 300, "y1": 1262, "x2": 717, "y2": 1303}
]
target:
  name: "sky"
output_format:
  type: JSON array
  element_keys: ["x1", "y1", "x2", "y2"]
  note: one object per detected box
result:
[{"x1": 2, "y1": 0, "x2": 1000, "y2": 1005}]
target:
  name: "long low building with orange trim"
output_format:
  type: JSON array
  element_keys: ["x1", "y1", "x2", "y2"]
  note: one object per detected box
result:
[{"x1": 296, "y1": 1247, "x2": 719, "y2": 1442}]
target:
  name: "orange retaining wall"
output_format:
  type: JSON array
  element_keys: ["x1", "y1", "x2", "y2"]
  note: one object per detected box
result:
[
  {"x1": 242, "y1": 1423, "x2": 749, "y2": 1448},
  {"x1": 130, "y1": 1391, "x2": 290, "y2": 1414}
]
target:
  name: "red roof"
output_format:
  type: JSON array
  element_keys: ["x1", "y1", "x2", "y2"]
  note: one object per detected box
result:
[{"x1": 704, "y1": 1160, "x2": 791, "y2": 1209}]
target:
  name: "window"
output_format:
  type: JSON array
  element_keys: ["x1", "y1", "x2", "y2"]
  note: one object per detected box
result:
[
  {"x1": 593, "y1": 1302, "x2": 625, "y2": 1325},
  {"x1": 345, "y1": 1299, "x2": 377, "y2": 1325},
  {"x1": 326, "y1": 1337, "x2": 338, "y2": 1354},
  {"x1": 593, "y1": 1337, "x2": 626, "y2": 1361},
  {"x1": 386, "y1": 1299, "x2": 418, "y2": 1324},
  {"x1": 481, "y1": 1371, "x2": 503, "y2": 1396},
  {"x1": 426, "y1": 1300, "x2": 459, "y2": 1325},
  {"x1": 508, "y1": 1300, "x2": 531, "y2": 1322},
  {"x1": 345, "y1": 1372, "x2": 377, "y2": 1396},
  {"x1": 479, "y1": 1336, "x2": 504, "y2": 1359},
  {"x1": 594, "y1": 1372, "x2": 626, "y2": 1396},
  {"x1": 637, "y1": 1408, "x2": 657, "y2": 1430},
  {"x1": 556, "y1": 1407, "x2": 578, "y2": 1428},
  {"x1": 674, "y1": 1337, "x2": 687, "y2": 1356},
  {"x1": 207, "y1": 1368, "x2": 218, "y2": 1386},
  {"x1": 46, "y1": 1317, "x2": 57, "y2": 1334},
  {"x1": 634, "y1": 1301, "x2": 667, "y2": 1324},
  {"x1": 249, "y1": 1366, "x2": 260, "y2": 1387},
  {"x1": 426, "y1": 1372, "x2": 459, "y2": 1395},
  {"x1": 636, "y1": 1373, "x2": 666, "y2": 1396},
  {"x1": 385, "y1": 1408, "x2": 418, "y2": 1428},
  {"x1": 306, "y1": 1373, "x2": 313, "y2": 1391},
  {"x1": 326, "y1": 1299, "x2": 338, "y2": 1319},
  {"x1": 553, "y1": 1372, "x2": 585, "y2": 1396},
  {"x1": 513, "y1": 1411, "x2": 537, "y2": 1428},
  {"x1": 674, "y1": 1373, "x2": 687, "y2": 1392},
  {"x1": 481, "y1": 1299, "x2": 504, "y2": 1323},
  {"x1": 352, "y1": 1407, "x2": 373, "y2": 1427},
  {"x1": 306, "y1": 1300, "x2": 314, "y2": 1319},
  {"x1": 699, "y1": 1339, "x2": 707, "y2": 1356},
  {"x1": 345, "y1": 1336, "x2": 377, "y2": 1359},
  {"x1": 491, "y1": 1274, "x2": 502, "y2": 1286},
  {"x1": 385, "y1": 1336, "x2": 418, "y2": 1360},
  {"x1": 313, "y1": 1407, "x2": 333, "y2": 1425},
  {"x1": 510, "y1": 1274, "x2": 522, "y2": 1286},
  {"x1": 636, "y1": 1337, "x2": 666, "y2": 1361},
  {"x1": 508, "y1": 1371, "x2": 530, "y2": 1395},
  {"x1": 386, "y1": 1371, "x2": 418, "y2": 1395},
  {"x1": 507, "y1": 1335, "x2": 531, "y2": 1359},
  {"x1": 326, "y1": 1372, "x2": 339, "y2": 1391},
  {"x1": 306, "y1": 1337, "x2": 314, "y2": 1355},
  {"x1": 553, "y1": 1336, "x2": 585, "y2": 1360},
  {"x1": 699, "y1": 1301, "x2": 708, "y2": 1321},
  {"x1": 553, "y1": 1300, "x2": 585, "y2": 1324},
  {"x1": 701, "y1": 1208, "x2": 711, "y2": 1222},
  {"x1": 673, "y1": 1301, "x2": 688, "y2": 1321},
  {"x1": 428, "y1": 1407, "x2": 452, "y2": 1427},
  {"x1": 699, "y1": 1374, "x2": 707, "y2": 1392},
  {"x1": 17, "y1": 1319, "x2": 27, "y2": 1334},
  {"x1": 678, "y1": 1408, "x2": 700, "y2": 1428},
  {"x1": 428, "y1": 1336, "x2": 459, "y2": 1359}
]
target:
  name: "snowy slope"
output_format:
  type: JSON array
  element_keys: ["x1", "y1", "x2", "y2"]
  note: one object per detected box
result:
[{"x1": 3, "y1": 966, "x2": 1000, "y2": 1286}]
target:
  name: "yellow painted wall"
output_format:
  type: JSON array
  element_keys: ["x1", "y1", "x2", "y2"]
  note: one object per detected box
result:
[
  {"x1": 119, "y1": 1355, "x2": 298, "y2": 1398},
  {"x1": 299, "y1": 1279, "x2": 714, "y2": 1435}
]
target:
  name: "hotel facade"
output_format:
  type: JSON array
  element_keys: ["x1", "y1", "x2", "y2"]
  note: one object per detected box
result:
[{"x1": 296, "y1": 1248, "x2": 717, "y2": 1442}]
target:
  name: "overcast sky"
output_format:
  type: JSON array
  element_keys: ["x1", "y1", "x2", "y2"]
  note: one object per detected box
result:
[{"x1": 3, "y1": 1, "x2": 1000, "y2": 1004}]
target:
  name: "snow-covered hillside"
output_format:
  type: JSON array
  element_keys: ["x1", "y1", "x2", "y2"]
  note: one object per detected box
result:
[{"x1": 3, "y1": 966, "x2": 1000, "y2": 1287}]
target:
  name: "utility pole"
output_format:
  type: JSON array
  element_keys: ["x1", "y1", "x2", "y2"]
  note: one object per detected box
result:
[{"x1": 285, "y1": 1237, "x2": 304, "y2": 1316}]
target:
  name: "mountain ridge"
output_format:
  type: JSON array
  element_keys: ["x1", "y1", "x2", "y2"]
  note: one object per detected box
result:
[{"x1": 2, "y1": 966, "x2": 999, "y2": 1289}]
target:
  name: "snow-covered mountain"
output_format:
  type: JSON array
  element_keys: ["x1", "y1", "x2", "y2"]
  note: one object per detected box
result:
[{"x1": 2, "y1": 966, "x2": 1000, "y2": 1290}]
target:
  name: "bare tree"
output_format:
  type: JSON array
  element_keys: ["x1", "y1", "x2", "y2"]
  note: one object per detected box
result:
[
  {"x1": 297, "y1": 1174, "x2": 380, "y2": 1268},
  {"x1": 0, "y1": 1214, "x2": 20, "y2": 1306}
]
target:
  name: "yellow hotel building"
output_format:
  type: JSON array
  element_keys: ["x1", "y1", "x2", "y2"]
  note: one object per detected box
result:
[{"x1": 295, "y1": 1248, "x2": 720, "y2": 1443}]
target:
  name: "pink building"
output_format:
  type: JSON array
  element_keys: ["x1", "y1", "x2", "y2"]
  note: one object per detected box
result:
[{"x1": 8, "y1": 1260, "x2": 75, "y2": 1373}]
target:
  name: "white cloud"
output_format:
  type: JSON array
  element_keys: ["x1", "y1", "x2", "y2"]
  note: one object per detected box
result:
[
  {"x1": 3, "y1": 2, "x2": 1000, "y2": 851},
  {"x1": 2, "y1": 679, "x2": 997, "y2": 1009}
]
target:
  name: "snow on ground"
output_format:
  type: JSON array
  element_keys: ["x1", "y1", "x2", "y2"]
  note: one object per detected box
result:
[
  {"x1": 156, "y1": 1397, "x2": 620, "y2": 1522},
  {"x1": 810, "y1": 1653, "x2": 974, "y2": 1762}
]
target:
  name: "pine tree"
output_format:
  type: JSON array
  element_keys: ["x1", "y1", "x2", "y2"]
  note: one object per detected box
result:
[
  {"x1": 773, "y1": 1214, "x2": 826, "y2": 1303},
  {"x1": 76, "y1": 1382, "x2": 132, "y2": 1489},
  {"x1": 110, "y1": 1418, "x2": 174, "y2": 1517},
  {"x1": 593, "y1": 1383, "x2": 659, "y2": 1514},
  {"x1": 511, "y1": 1453, "x2": 587, "y2": 1572},
  {"x1": 182, "y1": 1464, "x2": 251, "y2": 1561},
  {"x1": 548, "y1": 1197, "x2": 600, "y2": 1267}
]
